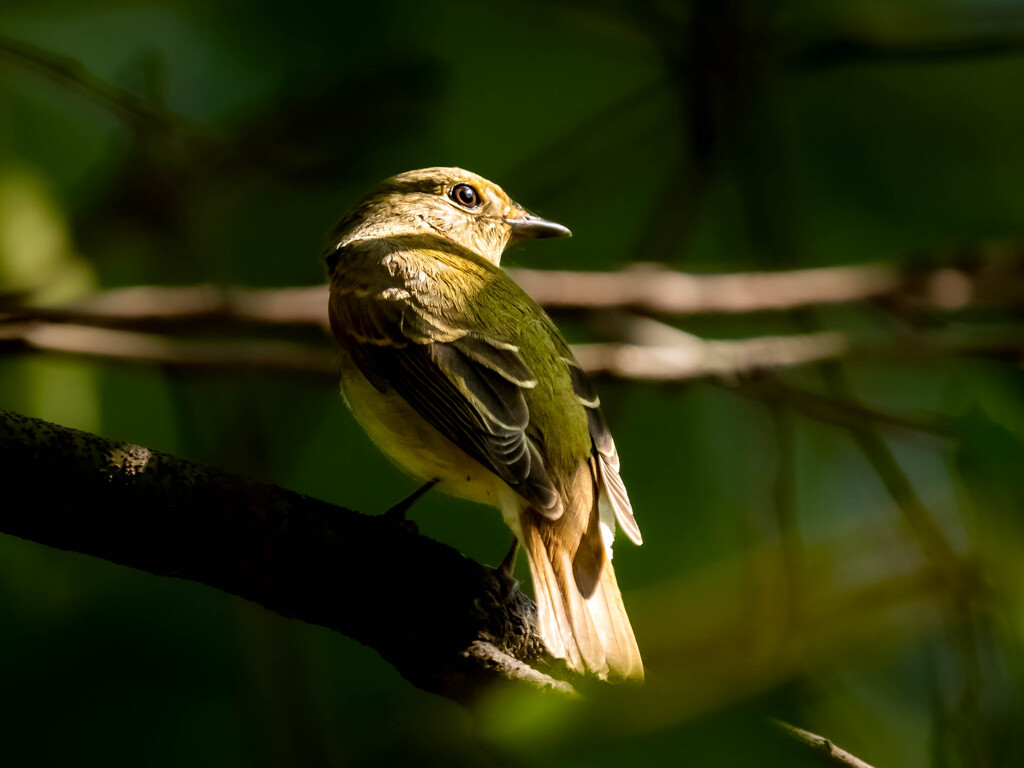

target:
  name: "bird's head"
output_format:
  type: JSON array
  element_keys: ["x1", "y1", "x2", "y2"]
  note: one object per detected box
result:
[{"x1": 328, "y1": 167, "x2": 570, "y2": 265}]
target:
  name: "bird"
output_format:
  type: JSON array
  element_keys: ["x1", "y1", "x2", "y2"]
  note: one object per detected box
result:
[{"x1": 324, "y1": 167, "x2": 643, "y2": 680}]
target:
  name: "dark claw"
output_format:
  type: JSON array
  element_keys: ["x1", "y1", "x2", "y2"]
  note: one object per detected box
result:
[
  {"x1": 384, "y1": 479, "x2": 438, "y2": 532},
  {"x1": 494, "y1": 538, "x2": 521, "y2": 598}
]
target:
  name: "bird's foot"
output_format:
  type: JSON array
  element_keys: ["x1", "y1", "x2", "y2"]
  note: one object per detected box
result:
[
  {"x1": 383, "y1": 479, "x2": 437, "y2": 533},
  {"x1": 494, "y1": 539, "x2": 520, "y2": 600}
]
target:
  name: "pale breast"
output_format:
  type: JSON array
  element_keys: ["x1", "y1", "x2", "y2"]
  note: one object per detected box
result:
[{"x1": 338, "y1": 349, "x2": 510, "y2": 508}]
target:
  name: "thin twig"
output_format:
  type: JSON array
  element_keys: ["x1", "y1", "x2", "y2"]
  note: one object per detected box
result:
[
  {"x1": 816, "y1": 361, "x2": 989, "y2": 762},
  {"x1": 773, "y1": 720, "x2": 877, "y2": 768},
  {"x1": 770, "y1": 403, "x2": 802, "y2": 634},
  {"x1": 506, "y1": 80, "x2": 665, "y2": 196},
  {"x1": 0, "y1": 34, "x2": 211, "y2": 144},
  {"x1": 739, "y1": 379, "x2": 956, "y2": 439},
  {"x1": 818, "y1": 364, "x2": 959, "y2": 568},
  {"x1": 795, "y1": 31, "x2": 1024, "y2": 69}
]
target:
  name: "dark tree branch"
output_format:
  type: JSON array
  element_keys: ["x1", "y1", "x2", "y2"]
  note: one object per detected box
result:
[{"x1": 0, "y1": 409, "x2": 573, "y2": 704}]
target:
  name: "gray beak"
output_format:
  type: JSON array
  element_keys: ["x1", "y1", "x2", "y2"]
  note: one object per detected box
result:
[{"x1": 506, "y1": 212, "x2": 572, "y2": 240}]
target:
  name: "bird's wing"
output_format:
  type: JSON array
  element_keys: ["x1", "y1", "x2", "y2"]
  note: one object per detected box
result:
[
  {"x1": 328, "y1": 247, "x2": 564, "y2": 518},
  {"x1": 557, "y1": 347, "x2": 643, "y2": 546}
]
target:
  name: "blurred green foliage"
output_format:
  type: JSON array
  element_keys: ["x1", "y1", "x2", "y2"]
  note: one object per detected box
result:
[{"x1": 2, "y1": 1, "x2": 1024, "y2": 766}]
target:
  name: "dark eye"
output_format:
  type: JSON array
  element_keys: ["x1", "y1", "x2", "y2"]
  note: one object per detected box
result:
[{"x1": 449, "y1": 183, "x2": 481, "y2": 209}]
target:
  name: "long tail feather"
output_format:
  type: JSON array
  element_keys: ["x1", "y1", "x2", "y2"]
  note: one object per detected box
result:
[{"x1": 518, "y1": 468, "x2": 643, "y2": 680}]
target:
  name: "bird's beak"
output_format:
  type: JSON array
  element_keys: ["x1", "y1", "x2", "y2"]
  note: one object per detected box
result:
[{"x1": 505, "y1": 210, "x2": 572, "y2": 240}]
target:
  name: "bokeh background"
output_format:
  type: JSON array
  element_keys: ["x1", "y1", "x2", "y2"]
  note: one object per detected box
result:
[{"x1": 2, "y1": 1, "x2": 1024, "y2": 766}]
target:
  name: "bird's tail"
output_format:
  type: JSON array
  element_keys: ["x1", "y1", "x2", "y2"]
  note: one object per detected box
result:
[{"x1": 517, "y1": 464, "x2": 643, "y2": 681}]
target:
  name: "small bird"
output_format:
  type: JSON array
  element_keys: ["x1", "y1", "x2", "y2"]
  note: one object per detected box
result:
[{"x1": 325, "y1": 167, "x2": 643, "y2": 680}]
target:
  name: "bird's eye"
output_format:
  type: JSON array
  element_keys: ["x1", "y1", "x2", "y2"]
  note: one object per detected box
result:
[{"x1": 449, "y1": 183, "x2": 481, "y2": 209}]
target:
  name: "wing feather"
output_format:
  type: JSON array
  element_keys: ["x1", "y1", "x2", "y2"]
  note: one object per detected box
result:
[
  {"x1": 562, "y1": 355, "x2": 643, "y2": 546},
  {"x1": 329, "y1": 284, "x2": 563, "y2": 519}
]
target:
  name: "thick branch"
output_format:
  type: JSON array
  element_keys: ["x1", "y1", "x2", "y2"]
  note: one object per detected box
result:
[{"x1": 0, "y1": 409, "x2": 571, "y2": 703}]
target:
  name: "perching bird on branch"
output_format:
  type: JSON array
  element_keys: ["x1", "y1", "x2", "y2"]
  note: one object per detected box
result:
[{"x1": 324, "y1": 167, "x2": 643, "y2": 680}]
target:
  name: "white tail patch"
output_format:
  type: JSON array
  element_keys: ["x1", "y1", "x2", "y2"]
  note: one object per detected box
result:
[{"x1": 599, "y1": 453, "x2": 642, "y2": 546}]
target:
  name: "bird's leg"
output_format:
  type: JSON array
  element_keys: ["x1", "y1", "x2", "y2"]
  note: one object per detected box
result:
[
  {"x1": 496, "y1": 538, "x2": 520, "y2": 594},
  {"x1": 384, "y1": 479, "x2": 438, "y2": 531}
]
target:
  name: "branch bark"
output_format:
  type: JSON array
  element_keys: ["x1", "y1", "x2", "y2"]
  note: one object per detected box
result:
[{"x1": 0, "y1": 409, "x2": 573, "y2": 704}]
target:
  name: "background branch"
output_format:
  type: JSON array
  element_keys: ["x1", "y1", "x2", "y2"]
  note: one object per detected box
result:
[
  {"x1": 773, "y1": 721, "x2": 877, "y2": 768},
  {"x1": 794, "y1": 31, "x2": 1024, "y2": 69},
  {"x1": 3, "y1": 319, "x2": 1019, "y2": 386},
  {"x1": 570, "y1": 327, "x2": 1024, "y2": 381},
  {"x1": 4, "y1": 257, "x2": 1021, "y2": 332},
  {"x1": 0, "y1": 33, "x2": 210, "y2": 142},
  {"x1": 0, "y1": 322, "x2": 338, "y2": 377}
]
